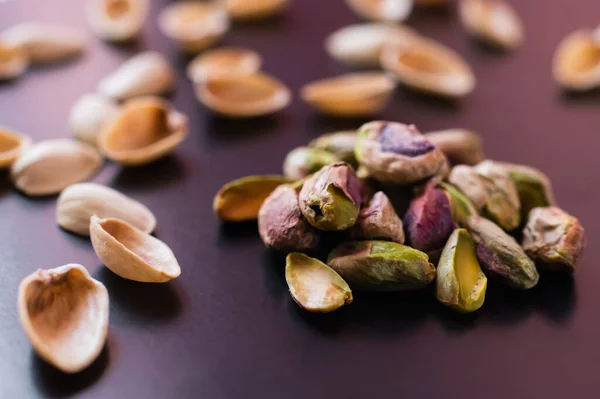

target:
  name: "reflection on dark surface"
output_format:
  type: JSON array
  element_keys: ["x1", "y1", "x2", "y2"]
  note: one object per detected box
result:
[{"x1": 110, "y1": 155, "x2": 186, "y2": 192}]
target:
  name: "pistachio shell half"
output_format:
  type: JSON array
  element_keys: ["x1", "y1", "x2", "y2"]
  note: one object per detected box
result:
[
  {"x1": 0, "y1": 126, "x2": 31, "y2": 168},
  {"x1": 0, "y1": 40, "x2": 28, "y2": 80},
  {"x1": 86, "y1": 0, "x2": 149, "y2": 42},
  {"x1": 186, "y1": 47, "x2": 262, "y2": 84},
  {"x1": 282, "y1": 146, "x2": 340, "y2": 180},
  {"x1": 69, "y1": 94, "x2": 120, "y2": 146},
  {"x1": 436, "y1": 228, "x2": 487, "y2": 313},
  {"x1": 196, "y1": 72, "x2": 291, "y2": 118},
  {"x1": 553, "y1": 28, "x2": 600, "y2": 91},
  {"x1": 11, "y1": 139, "x2": 102, "y2": 196},
  {"x1": 90, "y1": 216, "x2": 181, "y2": 282},
  {"x1": 345, "y1": 0, "x2": 412, "y2": 23},
  {"x1": 18, "y1": 264, "x2": 109, "y2": 373},
  {"x1": 424, "y1": 128, "x2": 485, "y2": 166},
  {"x1": 98, "y1": 52, "x2": 175, "y2": 101},
  {"x1": 309, "y1": 130, "x2": 358, "y2": 167},
  {"x1": 214, "y1": 175, "x2": 291, "y2": 221},
  {"x1": 226, "y1": 0, "x2": 289, "y2": 21},
  {"x1": 350, "y1": 191, "x2": 405, "y2": 244},
  {"x1": 158, "y1": 1, "x2": 229, "y2": 53},
  {"x1": 458, "y1": 0, "x2": 524, "y2": 50}
]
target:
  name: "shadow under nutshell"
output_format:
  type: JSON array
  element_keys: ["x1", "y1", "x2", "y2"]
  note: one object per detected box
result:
[
  {"x1": 393, "y1": 86, "x2": 463, "y2": 112},
  {"x1": 110, "y1": 155, "x2": 186, "y2": 192},
  {"x1": 203, "y1": 113, "x2": 283, "y2": 145},
  {"x1": 261, "y1": 250, "x2": 289, "y2": 300},
  {"x1": 559, "y1": 87, "x2": 600, "y2": 105},
  {"x1": 534, "y1": 271, "x2": 576, "y2": 324},
  {"x1": 466, "y1": 37, "x2": 513, "y2": 56},
  {"x1": 217, "y1": 221, "x2": 260, "y2": 247},
  {"x1": 306, "y1": 113, "x2": 372, "y2": 135},
  {"x1": 0, "y1": 169, "x2": 13, "y2": 197},
  {"x1": 286, "y1": 298, "x2": 352, "y2": 337},
  {"x1": 477, "y1": 282, "x2": 537, "y2": 324}
]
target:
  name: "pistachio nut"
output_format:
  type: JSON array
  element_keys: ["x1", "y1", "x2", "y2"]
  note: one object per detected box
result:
[
  {"x1": 553, "y1": 27, "x2": 600, "y2": 91},
  {"x1": 186, "y1": 46, "x2": 262, "y2": 84},
  {"x1": 349, "y1": 191, "x2": 405, "y2": 244},
  {"x1": 57, "y1": 183, "x2": 156, "y2": 236},
  {"x1": 226, "y1": 0, "x2": 289, "y2": 21},
  {"x1": 436, "y1": 229, "x2": 487, "y2": 313},
  {"x1": 214, "y1": 175, "x2": 291, "y2": 221},
  {"x1": 458, "y1": 0, "x2": 524, "y2": 50},
  {"x1": 299, "y1": 162, "x2": 363, "y2": 231},
  {"x1": 69, "y1": 93, "x2": 120, "y2": 146},
  {"x1": 466, "y1": 216, "x2": 539, "y2": 289},
  {"x1": 345, "y1": 0, "x2": 412, "y2": 23},
  {"x1": 285, "y1": 253, "x2": 353, "y2": 313},
  {"x1": 0, "y1": 40, "x2": 28, "y2": 80},
  {"x1": 309, "y1": 130, "x2": 358, "y2": 167},
  {"x1": 355, "y1": 121, "x2": 447, "y2": 185},
  {"x1": 448, "y1": 164, "x2": 488, "y2": 211},
  {"x1": 522, "y1": 207, "x2": 586, "y2": 273},
  {"x1": 90, "y1": 216, "x2": 181, "y2": 282},
  {"x1": 18, "y1": 264, "x2": 109, "y2": 373},
  {"x1": 424, "y1": 128, "x2": 485, "y2": 166},
  {"x1": 86, "y1": 0, "x2": 149, "y2": 42},
  {"x1": 439, "y1": 181, "x2": 478, "y2": 228},
  {"x1": 282, "y1": 146, "x2": 340, "y2": 180},
  {"x1": 0, "y1": 126, "x2": 31, "y2": 168},
  {"x1": 327, "y1": 240, "x2": 436, "y2": 291}
]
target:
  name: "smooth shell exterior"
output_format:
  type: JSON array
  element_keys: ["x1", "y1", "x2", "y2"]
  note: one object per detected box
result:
[
  {"x1": 553, "y1": 28, "x2": 600, "y2": 91},
  {"x1": 57, "y1": 183, "x2": 156, "y2": 236},
  {"x1": 18, "y1": 264, "x2": 109, "y2": 373},
  {"x1": 90, "y1": 216, "x2": 181, "y2": 282},
  {"x1": 158, "y1": 1, "x2": 229, "y2": 53},
  {"x1": 186, "y1": 47, "x2": 262, "y2": 83},
  {"x1": 86, "y1": 0, "x2": 149, "y2": 42},
  {"x1": 11, "y1": 139, "x2": 102, "y2": 196},
  {"x1": 285, "y1": 253, "x2": 353, "y2": 313},
  {"x1": 0, "y1": 40, "x2": 28, "y2": 80},
  {"x1": 381, "y1": 36, "x2": 476, "y2": 97},
  {"x1": 301, "y1": 72, "x2": 396, "y2": 117},
  {"x1": 424, "y1": 128, "x2": 485, "y2": 166},
  {"x1": 226, "y1": 0, "x2": 289, "y2": 21},
  {"x1": 69, "y1": 94, "x2": 120, "y2": 146},
  {"x1": 345, "y1": 0, "x2": 412, "y2": 23},
  {"x1": 458, "y1": 0, "x2": 524, "y2": 50},
  {"x1": 1, "y1": 23, "x2": 85, "y2": 64},
  {"x1": 196, "y1": 72, "x2": 291, "y2": 118},
  {"x1": 98, "y1": 96, "x2": 188, "y2": 165},
  {"x1": 0, "y1": 126, "x2": 31, "y2": 168},
  {"x1": 98, "y1": 52, "x2": 175, "y2": 100}
]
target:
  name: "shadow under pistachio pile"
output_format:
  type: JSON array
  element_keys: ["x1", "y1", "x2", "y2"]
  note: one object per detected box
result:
[{"x1": 213, "y1": 121, "x2": 586, "y2": 314}]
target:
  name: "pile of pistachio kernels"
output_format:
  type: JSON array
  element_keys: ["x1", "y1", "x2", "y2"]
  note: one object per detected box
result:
[{"x1": 214, "y1": 121, "x2": 586, "y2": 314}]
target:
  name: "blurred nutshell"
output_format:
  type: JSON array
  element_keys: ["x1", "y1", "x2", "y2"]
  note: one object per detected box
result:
[
  {"x1": 0, "y1": 126, "x2": 31, "y2": 169},
  {"x1": 186, "y1": 47, "x2": 262, "y2": 84},
  {"x1": 309, "y1": 130, "x2": 358, "y2": 167},
  {"x1": 0, "y1": 40, "x2": 28, "y2": 80},
  {"x1": 283, "y1": 146, "x2": 339, "y2": 180},
  {"x1": 69, "y1": 93, "x2": 120, "y2": 146},
  {"x1": 86, "y1": 0, "x2": 149, "y2": 42},
  {"x1": 345, "y1": 0, "x2": 413, "y2": 23},
  {"x1": 553, "y1": 26, "x2": 600, "y2": 91},
  {"x1": 226, "y1": 0, "x2": 290, "y2": 21},
  {"x1": 458, "y1": 0, "x2": 524, "y2": 50},
  {"x1": 424, "y1": 128, "x2": 485, "y2": 166}
]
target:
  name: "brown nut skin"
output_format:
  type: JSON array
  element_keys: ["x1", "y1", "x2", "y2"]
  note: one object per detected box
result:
[
  {"x1": 522, "y1": 207, "x2": 586, "y2": 273},
  {"x1": 355, "y1": 121, "x2": 447, "y2": 185},
  {"x1": 424, "y1": 128, "x2": 485, "y2": 166},
  {"x1": 258, "y1": 184, "x2": 320, "y2": 252},
  {"x1": 349, "y1": 191, "x2": 405, "y2": 244}
]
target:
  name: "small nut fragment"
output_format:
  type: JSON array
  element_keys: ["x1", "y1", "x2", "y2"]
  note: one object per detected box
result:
[
  {"x1": 522, "y1": 207, "x2": 586, "y2": 273},
  {"x1": 86, "y1": 0, "x2": 149, "y2": 42},
  {"x1": 90, "y1": 216, "x2": 181, "y2": 282},
  {"x1": 439, "y1": 182, "x2": 478, "y2": 228},
  {"x1": 18, "y1": 264, "x2": 109, "y2": 373},
  {"x1": 355, "y1": 121, "x2": 447, "y2": 185},
  {"x1": 467, "y1": 216, "x2": 539, "y2": 289},
  {"x1": 186, "y1": 47, "x2": 262, "y2": 84},
  {"x1": 0, "y1": 40, "x2": 28, "y2": 80},
  {"x1": 424, "y1": 128, "x2": 485, "y2": 166},
  {"x1": 226, "y1": 0, "x2": 289, "y2": 21},
  {"x1": 345, "y1": 0, "x2": 412, "y2": 23},
  {"x1": 57, "y1": 183, "x2": 156, "y2": 236},
  {"x1": 349, "y1": 191, "x2": 405, "y2": 244},
  {"x1": 299, "y1": 162, "x2": 363, "y2": 231},
  {"x1": 214, "y1": 175, "x2": 291, "y2": 221},
  {"x1": 553, "y1": 27, "x2": 600, "y2": 91},
  {"x1": 69, "y1": 94, "x2": 120, "y2": 146},
  {"x1": 11, "y1": 139, "x2": 102, "y2": 196},
  {"x1": 283, "y1": 146, "x2": 339, "y2": 180},
  {"x1": 309, "y1": 130, "x2": 358, "y2": 167},
  {"x1": 328, "y1": 240, "x2": 436, "y2": 291},
  {"x1": 458, "y1": 0, "x2": 524, "y2": 50},
  {"x1": 436, "y1": 228, "x2": 487, "y2": 313},
  {"x1": 0, "y1": 126, "x2": 31, "y2": 168}
]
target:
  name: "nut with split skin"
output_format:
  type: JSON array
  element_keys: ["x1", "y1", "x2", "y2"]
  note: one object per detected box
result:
[{"x1": 349, "y1": 191, "x2": 405, "y2": 244}]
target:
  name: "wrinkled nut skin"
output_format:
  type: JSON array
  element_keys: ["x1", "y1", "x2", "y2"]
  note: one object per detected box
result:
[
  {"x1": 258, "y1": 184, "x2": 321, "y2": 252},
  {"x1": 309, "y1": 130, "x2": 358, "y2": 167},
  {"x1": 439, "y1": 182, "x2": 478, "y2": 228},
  {"x1": 467, "y1": 216, "x2": 539, "y2": 289},
  {"x1": 424, "y1": 129, "x2": 485, "y2": 166},
  {"x1": 475, "y1": 160, "x2": 521, "y2": 231},
  {"x1": 522, "y1": 207, "x2": 586, "y2": 273},
  {"x1": 282, "y1": 146, "x2": 340, "y2": 180},
  {"x1": 299, "y1": 162, "x2": 363, "y2": 231},
  {"x1": 448, "y1": 165, "x2": 488, "y2": 211},
  {"x1": 349, "y1": 191, "x2": 405, "y2": 244},
  {"x1": 327, "y1": 240, "x2": 436, "y2": 291}
]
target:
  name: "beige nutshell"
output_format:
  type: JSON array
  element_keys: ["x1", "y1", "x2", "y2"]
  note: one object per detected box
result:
[
  {"x1": 345, "y1": 0, "x2": 412, "y2": 23},
  {"x1": 69, "y1": 94, "x2": 120, "y2": 146},
  {"x1": 90, "y1": 216, "x2": 181, "y2": 282},
  {"x1": 0, "y1": 126, "x2": 31, "y2": 168},
  {"x1": 423, "y1": 128, "x2": 484, "y2": 166},
  {"x1": 98, "y1": 96, "x2": 187, "y2": 165},
  {"x1": 86, "y1": 0, "x2": 149, "y2": 42},
  {"x1": 18, "y1": 264, "x2": 109, "y2": 373},
  {"x1": 553, "y1": 27, "x2": 600, "y2": 91},
  {"x1": 57, "y1": 183, "x2": 156, "y2": 236},
  {"x1": 226, "y1": 0, "x2": 289, "y2": 21},
  {"x1": 186, "y1": 47, "x2": 262, "y2": 84},
  {"x1": 0, "y1": 40, "x2": 28, "y2": 80},
  {"x1": 11, "y1": 139, "x2": 103, "y2": 196},
  {"x1": 458, "y1": 0, "x2": 524, "y2": 50}
]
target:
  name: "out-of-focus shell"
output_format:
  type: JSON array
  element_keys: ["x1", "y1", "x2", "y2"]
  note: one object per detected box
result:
[
  {"x1": 345, "y1": 0, "x2": 413, "y2": 23},
  {"x1": 69, "y1": 94, "x2": 120, "y2": 146},
  {"x1": 226, "y1": 0, "x2": 290, "y2": 21},
  {"x1": 0, "y1": 40, "x2": 28, "y2": 80},
  {"x1": 553, "y1": 27, "x2": 600, "y2": 91},
  {"x1": 458, "y1": 0, "x2": 523, "y2": 50},
  {"x1": 0, "y1": 126, "x2": 31, "y2": 168},
  {"x1": 186, "y1": 47, "x2": 262, "y2": 83},
  {"x1": 86, "y1": 0, "x2": 149, "y2": 42}
]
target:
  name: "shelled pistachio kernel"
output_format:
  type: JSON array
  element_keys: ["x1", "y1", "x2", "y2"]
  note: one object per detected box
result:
[
  {"x1": 349, "y1": 191, "x2": 405, "y2": 244},
  {"x1": 309, "y1": 130, "x2": 358, "y2": 167},
  {"x1": 466, "y1": 216, "x2": 538, "y2": 289},
  {"x1": 436, "y1": 228, "x2": 487, "y2": 313},
  {"x1": 285, "y1": 253, "x2": 352, "y2": 313},
  {"x1": 213, "y1": 175, "x2": 290, "y2": 221},
  {"x1": 299, "y1": 162, "x2": 363, "y2": 231},
  {"x1": 328, "y1": 240, "x2": 435, "y2": 291},
  {"x1": 355, "y1": 121, "x2": 447, "y2": 185},
  {"x1": 439, "y1": 182, "x2": 478, "y2": 228},
  {"x1": 282, "y1": 146, "x2": 339, "y2": 180},
  {"x1": 522, "y1": 207, "x2": 586, "y2": 273},
  {"x1": 424, "y1": 128, "x2": 484, "y2": 166}
]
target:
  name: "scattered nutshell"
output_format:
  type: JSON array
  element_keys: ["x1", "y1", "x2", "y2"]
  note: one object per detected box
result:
[
  {"x1": 349, "y1": 191, "x2": 405, "y2": 244},
  {"x1": 86, "y1": 0, "x2": 149, "y2": 42},
  {"x1": 214, "y1": 175, "x2": 291, "y2": 221},
  {"x1": 299, "y1": 162, "x2": 363, "y2": 231},
  {"x1": 186, "y1": 46, "x2": 262, "y2": 84},
  {"x1": 466, "y1": 215, "x2": 539, "y2": 289},
  {"x1": 1, "y1": 23, "x2": 85, "y2": 64},
  {"x1": 0, "y1": 40, "x2": 28, "y2": 80},
  {"x1": 196, "y1": 72, "x2": 291, "y2": 118},
  {"x1": 282, "y1": 146, "x2": 339, "y2": 180},
  {"x1": 381, "y1": 36, "x2": 476, "y2": 98},
  {"x1": 18, "y1": 264, "x2": 109, "y2": 373},
  {"x1": 57, "y1": 183, "x2": 156, "y2": 236},
  {"x1": 439, "y1": 181, "x2": 478, "y2": 228},
  {"x1": 69, "y1": 94, "x2": 120, "y2": 146},
  {"x1": 226, "y1": 0, "x2": 289, "y2": 21},
  {"x1": 355, "y1": 121, "x2": 447, "y2": 185},
  {"x1": 424, "y1": 128, "x2": 485, "y2": 166},
  {"x1": 522, "y1": 207, "x2": 585, "y2": 273},
  {"x1": 11, "y1": 139, "x2": 102, "y2": 196},
  {"x1": 553, "y1": 27, "x2": 600, "y2": 91},
  {"x1": 285, "y1": 253, "x2": 353, "y2": 313},
  {"x1": 98, "y1": 96, "x2": 187, "y2": 165},
  {"x1": 458, "y1": 0, "x2": 524, "y2": 50},
  {"x1": 301, "y1": 72, "x2": 396, "y2": 117},
  {"x1": 90, "y1": 216, "x2": 181, "y2": 282},
  {"x1": 0, "y1": 126, "x2": 31, "y2": 169},
  {"x1": 158, "y1": 1, "x2": 229, "y2": 53},
  {"x1": 98, "y1": 52, "x2": 175, "y2": 101},
  {"x1": 345, "y1": 0, "x2": 413, "y2": 23},
  {"x1": 309, "y1": 130, "x2": 358, "y2": 167},
  {"x1": 436, "y1": 228, "x2": 487, "y2": 313},
  {"x1": 328, "y1": 240, "x2": 436, "y2": 291}
]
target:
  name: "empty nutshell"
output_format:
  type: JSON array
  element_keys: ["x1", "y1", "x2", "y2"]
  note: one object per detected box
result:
[
  {"x1": 349, "y1": 191, "x2": 405, "y2": 244},
  {"x1": 18, "y1": 264, "x2": 109, "y2": 373},
  {"x1": 0, "y1": 126, "x2": 31, "y2": 168},
  {"x1": 283, "y1": 146, "x2": 339, "y2": 180},
  {"x1": 424, "y1": 128, "x2": 485, "y2": 166},
  {"x1": 328, "y1": 240, "x2": 436, "y2": 291},
  {"x1": 186, "y1": 46, "x2": 262, "y2": 84},
  {"x1": 553, "y1": 27, "x2": 600, "y2": 91},
  {"x1": 69, "y1": 93, "x2": 120, "y2": 146},
  {"x1": 226, "y1": 0, "x2": 289, "y2": 21},
  {"x1": 458, "y1": 0, "x2": 524, "y2": 50},
  {"x1": 0, "y1": 40, "x2": 28, "y2": 80},
  {"x1": 345, "y1": 0, "x2": 412, "y2": 23},
  {"x1": 90, "y1": 216, "x2": 181, "y2": 282},
  {"x1": 309, "y1": 130, "x2": 358, "y2": 167},
  {"x1": 86, "y1": 0, "x2": 149, "y2": 42},
  {"x1": 522, "y1": 207, "x2": 585, "y2": 273}
]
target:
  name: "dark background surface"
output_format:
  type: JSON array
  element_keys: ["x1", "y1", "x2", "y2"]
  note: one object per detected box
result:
[{"x1": 1, "y1": 0, "x2": 599, "y2": 398}]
